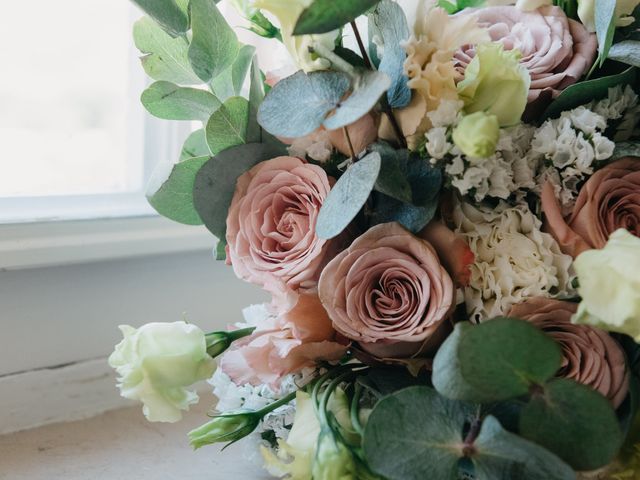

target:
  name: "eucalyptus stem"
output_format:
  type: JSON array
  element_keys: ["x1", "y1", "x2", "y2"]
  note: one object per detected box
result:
[
  {"x1": 350, "y1": 21, "x2": 372, "y2": 69},
  {"x1": 343, "y1": 126, "x2": 357, "y2": 159}
]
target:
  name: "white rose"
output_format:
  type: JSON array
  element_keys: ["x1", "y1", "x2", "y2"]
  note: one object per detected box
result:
[{"x1": 109, "y1": 322, "x2": 215, "y2": 423}]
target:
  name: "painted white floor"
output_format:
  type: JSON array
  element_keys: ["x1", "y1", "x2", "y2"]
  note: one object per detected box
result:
[{"x1": 0, "y1": 402, "x2": 271, "y2": 480}]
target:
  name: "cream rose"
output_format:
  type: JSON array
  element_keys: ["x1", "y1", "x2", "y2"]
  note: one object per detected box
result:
[
  {"x1": 226, "y1": 156, "x2": 334, "y2": 297},
  {"x1": 509, "y1": 297, "x2": 629, "y2": 407},
  {"x1": 318, "y1": 222, "x2": 454, "y2": 358}
]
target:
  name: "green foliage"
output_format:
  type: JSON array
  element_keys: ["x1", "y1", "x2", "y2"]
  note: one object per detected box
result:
[
  {"x1": 193, "y1": 143, "x2": 286, "y2": 239},
  {"x1": 210, "y1": 45, "x2": 256, "y2": 101},
  {"x1": 436, "y1": 0, "x2": 485, "y2": 14},
  {"x1": 131, "y1": 0, "x2": 189, "y2": 37},
  {"x1": 258, "y1": 70, "x2": 391, "y2": 138},
  {"x1": 594, "y1": 0, "x2": 617, "y2": 69},
  {"x1": 188, "y1": 0, "x2": 239, "y2": 82},
  {"x1": 542, "y1": 67, "x2": 636, "y2": 119},
  {"x1": 141, "y1": 81, "x2": 221, "y2": 121},
  {"x1": 372, "y1": 145, "x2": 412, "y2": 203},
  {"x1": 205, "y1": 97, "x2": 249, "y2": 155},
  {"x1": 368, "y1": 0, "x2": 411, "y2": 108},
  {"x1": 293, "y1": 0, "x2": 381, "y2": 35},
  {"x1": 609, "y1": 40, "x2": 640, "y2": 68},
  {"x1": 180, "y1": 129, "x2": 211, "y2": 161},
  {"x1": 147, "y1": 155, "x2": 210, "y2": 225},
  {"x1": 519, "y1": 379, "x2": 623, "y2": 471},
  {"x1": 612, "y1": 141, "x2": 640, "y2": 160},
  {"x1": 316, "y1": 152, "x2": 382, "y2": 239},
  {"x1": 432, "y1": 319, "x2": 562, "y2": 403},
  {"x1": 133, "y1": 17, "x2": 201, "y2": 85},
  {"x1": 247, "y1": 57, "x2": 266, "y2": 144}
]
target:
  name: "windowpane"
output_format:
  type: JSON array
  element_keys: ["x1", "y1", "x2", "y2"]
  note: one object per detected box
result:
[{"x1": 0, "y1": 0, "x2": 143, "y2": 198}]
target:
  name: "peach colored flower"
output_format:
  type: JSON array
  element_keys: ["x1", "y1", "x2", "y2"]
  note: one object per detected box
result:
[
  {"x1": 318, "y1": 222, "x2": 454, "y2": 358},
  {"x1": 542, "y1": 157, "x2": 640, "y2": 257},
  {"x1": 509, "y1": 297, "x2": 629, "y2": 407},
  {"x1": 456, "y1": 6, "x2": 597, "y2": 109},
  {"x1": 220, "y1": 293, "x2": 347, "y2": 387},
  {"x1": 226, "y1": 157, "x2": 333, "y2": 296}
]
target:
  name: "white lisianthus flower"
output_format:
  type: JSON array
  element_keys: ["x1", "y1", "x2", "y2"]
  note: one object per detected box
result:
[
  {"x1": 109, "y1": 322, "x2": 215, "y2": 423},
  {"x1": 252, "y1": 0, "x2": 339, "y2": 72},
  {"x1": 573, "y1": 229, "x2": 640, "y2": 340},
  {"x1": 453, "y1": 201, "x2": 574, "y2": 321}
]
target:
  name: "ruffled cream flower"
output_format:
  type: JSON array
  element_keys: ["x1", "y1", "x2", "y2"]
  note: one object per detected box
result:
[{"x1": 452, "y1": 201, "x2": 574, "y2": 321}]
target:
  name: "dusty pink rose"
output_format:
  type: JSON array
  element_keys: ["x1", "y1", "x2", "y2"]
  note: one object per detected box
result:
[
  {"x1": 226, "y1": 156, "x2": 333, "y2": 296},
  {"x1": 456, "y1": 6, "x2": 597, "y2": 107},
  {"x1": 318, "y1": 222, "x2": 454, "y2": 358},
  {"x1": 509, "y1": 297, "x2": 629, "y2": 407},
  {"x1": 220, "y1": 293, "x2": 347, "y2": 387},
  {"x1": 542, "y1": 157, "x2": 640, "y2": 257}
]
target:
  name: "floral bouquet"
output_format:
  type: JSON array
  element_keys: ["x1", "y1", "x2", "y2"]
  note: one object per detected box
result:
[{"x1": 109, "y1": 0, "x2": 640, "y2": 478}]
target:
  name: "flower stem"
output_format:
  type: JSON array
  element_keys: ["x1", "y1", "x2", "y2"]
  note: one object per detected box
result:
[
  {"x1": 350, "y1": 21, "x2": 372, "y2": 69},
  {"x1": 343, "y1": 126, "x2": 357, "y2": 159},
  {"x1": 257, "y1": 390, "x2": 297, "y2": 416},
  {"x1": 226, "y1": 327, "x2": 256, "y2": 342}
]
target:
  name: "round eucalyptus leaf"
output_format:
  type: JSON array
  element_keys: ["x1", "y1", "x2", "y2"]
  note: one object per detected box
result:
[
  {"x1": 205, "y1": 96, "x2": 249, "y2": 155},
  {"x1": 316, "y1": 152, "x2": 381, "y2": 239},
  {"x1": 433, "y1": 319, "x2": 562, "y2": 403},
  {"x1": 141, "y1": 81, "x2": 221, "y2": 122},
  {"x1": 519, "y1": 378, "x2": 622, "y2": 471},
  {"x1": 180, "y1": 129, "x2": 211, "y2": 161}
]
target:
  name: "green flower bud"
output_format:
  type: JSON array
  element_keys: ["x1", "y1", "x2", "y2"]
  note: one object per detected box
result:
[
  {"x1": 452, "y1": 111, "x2": 500, "y2": 159},
  {"x1": 188, "y1": 412, "x2": 260, "y2": 449},
  {"x1": 312, "y1": 430, "x2": 358, "y2": 480},
  {"x1": 205, "y1": 327, "x2": 255, "y2": 358}
]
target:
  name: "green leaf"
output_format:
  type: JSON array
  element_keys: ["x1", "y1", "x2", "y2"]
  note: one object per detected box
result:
[
  {"x1": 612, "y1": 141, "x2": 640, "y2": 160},
  {"x1": 368, "y1": 0, "x2": 411, "y2": 108},
  {"x1": 371, "y1": 145, "x2": 412, "y2": 203},
  {"x1": 205, "y1": 97, "x2": 249, "y2": 155},
  {"x1": 247, "y1": 57, "x2": 264, "y2": 144},
  {"x1": 180, "y1": 129, "x2": 211, "y2": 161},
  {"x1": 293, "y1": 0, "x2": 381, "y2": 35},
  {"x1": 316, "y1": 152, "x2": 382, "y2": 239},
  {"x1": 595, "y1": 0, "x2": 617, "y2": 67},
  {"x1": 133, "y1": 17, "x2": 201, "y2": 85},
  {"x1": 432, "y1": 319, "x2": 562, "y2": 403},
  {"x1": 363, "y1": 386, "x2": 471, "y2": 480},
  {"x1": 473, "y1": 416, "x2": 576, "y2": 480},
  {"x1": 323, "y1": 70, "x2": 391, "y2": 130},
  {"x1": 141, "y1": 81, "x2": 221, "y2": 121},
  {"x1": 542, "y1": 67, "x2": 636, "y2": 120},
  {"x1": 131, "y1": 0, "x2": 189, "y2": 37},
  {"x1": 519, "y1": 378, "x2": 623, "y2": 471},
  {"x1": 147, "y1": 156, "x2": 210, "y2": 225},
  {"x1": 210, "y1": 45, "x2": 256, "y2": 101},
  {"x1": 608, "y1": 40, "x2": 640, "y2": 67},
  {"x1": 188, "y1": 0, "x2": 239, "y2": 82},
  {"x1": 258, "y1": 71, "x2": 351, "y2": 138},
  {"x1": 192, "y1": 143, "x2": 286, "y2": 238}
]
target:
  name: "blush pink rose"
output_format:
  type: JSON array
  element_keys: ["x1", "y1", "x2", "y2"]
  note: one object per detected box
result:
[
  {"x1": 318, "y1": 222, "x2": 455, "y2": 358},
  {"x1": 456, "y1": 6, "x2": 597, "y2": 108},
  {"x1": 226, "y1": 156, "x2": 334, "y2": 296},
  {"x1": 509, "y1": 297, "x2": 629, "y2": 407},
  {"x1": 220, "y1": 293, "x2": 347, "y2": 387},
  {"x1": 542, "y1": 157, "x2": 640, "y2": 257}
]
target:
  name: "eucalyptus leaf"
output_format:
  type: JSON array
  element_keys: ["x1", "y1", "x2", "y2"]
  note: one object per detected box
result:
[
  {"x1": 147, "y1": 155, "x2": 209, "y2": 225},
  {"x1": 188, "y1": 0, "x2": 239, "y2": 82},
  {"x1": 316, "y1": 152, "x2": 382, "y2": 239},
  {"x1": 473, "y1": 416, "x2": 576, "y2": 480},
  {"x1": 323, "y1": 70, "x2": 391, "y2": 130},
  {"x1": 363, "y1": 386, "x2": 472, "y2": 480},
  {"x1": 247, "y1": 57, "x2": 264, "y2": 144},
  {"x1": 519, "y1": 378, "x2": 622, "y2": 471},
  {"x1": 542, "y1": 67, "x2": 636, "y2": 120},
  {"x1": 612, "y1": 141, "x2": 640, "y2": 160},
  {"x1": 193, "y1": 143, "x2": 286, "y2": 238},
  {"x1": 432, "y1": 319, "x2": 562, "y2": 403},
  {"x1": 293, "y1": 0, "x2": 381, "y2": 35},
  {"x1": 131, "y1": 0, "x2": 189, "y2": 37},
  {"x1": 141, "y1": 81, "x2": 221, "y2": 121},
  {"x1": 180, "y1": 128, "x2": 211, "y2": 161},
  {"x1": 258, "y1": 71, "x2": 350, "y2": 138},
  {"x1": 371, "y1": 145, "x2": 412, "y2": 203},
  {"x1": 609, "y1": 40, "x2": 640, "y2": 67},
  {"x1": 133, "y1": 17, "x2": 201, "y2": 85},
  {"x1": 368, "y1": 0, "x2": 411, "y2": 108},
  {"x1": 595, "y1": 0, "x2": 617, "y2": 67},
  {"x1": 210, "y1": 45, "x2": 256, "y2": 101},
  {"x1": 205, "y1": 97, "x2": 249, "y2": 155}
]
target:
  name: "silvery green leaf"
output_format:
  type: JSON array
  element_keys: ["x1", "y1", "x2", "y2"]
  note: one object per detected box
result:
[
  {"x1": 368, "y1": 0, "x2": 411, "y2": 108},
  {"x1": 205, "y1": 97, "x2": 249, "y2": 155},
  {"x1": 247, "y1": 56, "x2": 264, "y2": 144},
  {"x1": 608, "y1": 40, "x2": 640, "y2": 67},
  {"x1": 612, "y1": 141, "x2": 640, "y2": 160},
  {"x1": 189, "y1": 0, "x2": 240, "y2": 82},
  {"x1": 595, "y1": 0, "x2": 616, "y2": 67},
  {"x1": 133, "y1": 17, "x2": 201, "y2": 85},
  {"x1": 180, "y1": 129, "x2": 211, "y2": 161},
  {"x1": 316, "y1": 152, "x2": 382, "y2": 239},
  {"x1": 258, "y1": 71, "x2": 351, "y2": 138},
  {"x1": 141, "y1": 81, "x2": 221, "y2": 121},
  {"x1": 131, "y1": 0, "x2": 189, "y2": 37},
  {"x1": 210, "y1": 45, "x2": 256, "y2": 101}
]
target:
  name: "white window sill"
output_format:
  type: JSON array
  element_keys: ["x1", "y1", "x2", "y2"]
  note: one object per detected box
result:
[{"x1": 0, "y1": 216, "x2": 216, "y2": 271}]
